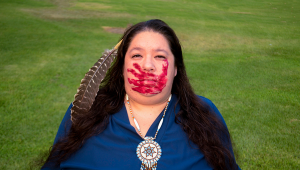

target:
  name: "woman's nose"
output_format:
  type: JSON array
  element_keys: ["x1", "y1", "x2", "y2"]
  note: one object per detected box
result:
[{"x1": 142, "y1": 56, "x2": 155, "y2": 72}]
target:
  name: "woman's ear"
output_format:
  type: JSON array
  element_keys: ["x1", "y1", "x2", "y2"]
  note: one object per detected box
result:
[{"x1": 174, "y1": 67, "x2": 177, "y2": 77}]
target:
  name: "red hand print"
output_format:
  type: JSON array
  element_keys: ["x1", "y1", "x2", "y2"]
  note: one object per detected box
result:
[{"x1": 127, "y1": 60, "x2": 168, "y2": 94}]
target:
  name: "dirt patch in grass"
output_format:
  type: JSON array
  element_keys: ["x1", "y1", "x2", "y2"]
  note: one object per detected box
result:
[
  {"x1": 20, "y1": 0, "x2": 132, "y2": 21},
  {"x1": 290, "y1": 119, "x2": 300, "y2": 123},
  {"x1": 72, "y1": 2, "x2": 111, "y2": 10},
  {"x1": 102, "y1": 26, "x2": 125, "y2": 34},
  {"x1": 21, "y1": 8, "x2": 133, "y2": 20},
  {"x1": 102, "y1": 24, "x2": 132, "y2": 34},
  {"x1": 21, "y1": 8, "x2": 86, "y2": 20},
  {"x1": 232, "y1": 12, "x2": 252, "y2": 14}
]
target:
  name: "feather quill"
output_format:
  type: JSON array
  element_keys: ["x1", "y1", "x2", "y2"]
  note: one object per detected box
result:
[{"x1": 71, "y1": 40, "x2": 122, "y2": 123}]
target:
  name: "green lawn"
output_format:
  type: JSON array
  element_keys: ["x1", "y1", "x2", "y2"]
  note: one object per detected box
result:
[{"x1": 0, "y1": 0, "x2": 299, "y2": 169}]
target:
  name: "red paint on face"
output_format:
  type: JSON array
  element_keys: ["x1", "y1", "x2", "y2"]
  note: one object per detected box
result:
[{"x1": 127, "y1": 60, "x2": 168, "y2": 94}]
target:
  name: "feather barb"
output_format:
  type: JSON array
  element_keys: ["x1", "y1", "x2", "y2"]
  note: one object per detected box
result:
[{"x1": 71, "y1": 40, "x2": 122, "y2": 124}]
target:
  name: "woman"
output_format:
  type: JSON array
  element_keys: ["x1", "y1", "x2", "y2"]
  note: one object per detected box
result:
[{"x1": 43, "y1": 19, "x2": 240, "y2": 170}]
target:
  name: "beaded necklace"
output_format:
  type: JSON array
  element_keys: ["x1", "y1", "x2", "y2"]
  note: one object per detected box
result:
[{"x1": 126, "y1": 94, "x2": 172, "y2": 170}]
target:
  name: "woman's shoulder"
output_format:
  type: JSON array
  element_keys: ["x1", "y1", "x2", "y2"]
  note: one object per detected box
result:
[
  {"x1": 53, "y1": 103, "x2": 73, "y2": 144},
  {"x1": 195, "y1": 95, "x2": 227, "y2": 127},
  {"x1": 196, "y1": 95, "x2": 214, "y2": 106}
]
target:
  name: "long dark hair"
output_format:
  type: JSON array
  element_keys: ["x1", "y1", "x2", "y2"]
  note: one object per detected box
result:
[{"x1": 44, "y1": 19, "x2": 238, "y2": 169}]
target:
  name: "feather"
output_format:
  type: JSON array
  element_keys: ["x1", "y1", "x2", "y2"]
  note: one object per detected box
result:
[{"x1": 71, "y1": 40, "x2": 122, "y2": 123}]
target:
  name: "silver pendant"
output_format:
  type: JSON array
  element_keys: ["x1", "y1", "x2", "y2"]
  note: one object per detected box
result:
[{"x1": 136, "y1": 137, "x2": 162, "y2": 170}]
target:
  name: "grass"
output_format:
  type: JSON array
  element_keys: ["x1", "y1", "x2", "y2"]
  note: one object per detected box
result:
[{"x1": 0, "y1": 0, "x2": 299, "y2": 169}]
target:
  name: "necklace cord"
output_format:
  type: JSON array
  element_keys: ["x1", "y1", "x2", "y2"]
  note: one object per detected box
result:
[{"x1": 126, "y1": 94, "x2": 171, "y2": 140}]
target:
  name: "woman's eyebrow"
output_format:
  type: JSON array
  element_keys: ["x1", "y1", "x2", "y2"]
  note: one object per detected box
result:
[
  {"x1": 155, "y1": 49, "x2": 169, "y2": 55},
  {"x1": 128, "y1": 47, "x2": 143, "y2": 53}
]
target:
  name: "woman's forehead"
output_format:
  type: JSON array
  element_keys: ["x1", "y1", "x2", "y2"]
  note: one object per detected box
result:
[{"x1": 126, "y1": 31, "x2": 171, "y2": 53}]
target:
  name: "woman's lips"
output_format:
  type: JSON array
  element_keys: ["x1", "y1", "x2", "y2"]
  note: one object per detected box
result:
[
  {"x1": 138, "y1": 78, "x2": 157, "y2": 82},
  {"x1": 141, "y1": 79, "x2": 157, "y2": 86}
]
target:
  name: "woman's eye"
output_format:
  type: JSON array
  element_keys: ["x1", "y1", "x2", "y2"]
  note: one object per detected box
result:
[
  {"x1": 132, "y1": 54, "x2": 142, "y2": 58},
  {"x1": 155, "y1": 55, "x2": 166, "y2": 59}
]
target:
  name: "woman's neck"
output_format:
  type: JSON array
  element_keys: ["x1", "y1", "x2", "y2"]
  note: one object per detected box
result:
[{"x1": 125, "y1": 96, "x2": 169, "y2": 138}]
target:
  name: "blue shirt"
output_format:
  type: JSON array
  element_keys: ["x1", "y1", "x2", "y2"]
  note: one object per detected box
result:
[{"x1": 43, "y1": 95, "x2": 240, "y2": 170}]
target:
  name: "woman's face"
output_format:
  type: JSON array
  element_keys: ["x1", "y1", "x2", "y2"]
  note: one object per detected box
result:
[{"x1": 123, "y1": 31, "x2": 177, "y2": 105}]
